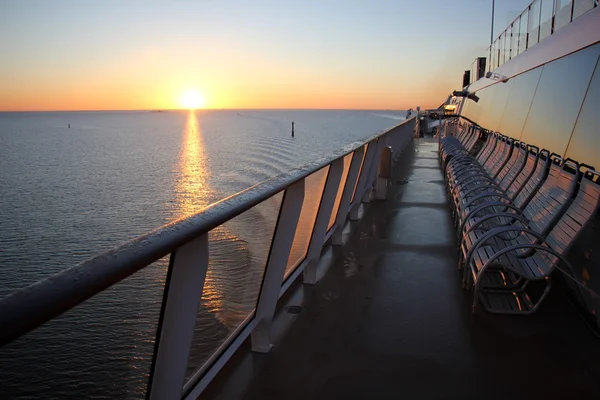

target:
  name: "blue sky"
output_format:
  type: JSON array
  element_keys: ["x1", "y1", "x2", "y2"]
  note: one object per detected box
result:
[{"x1": 0, "y1": 0, "x2": 532, "y2": 110}]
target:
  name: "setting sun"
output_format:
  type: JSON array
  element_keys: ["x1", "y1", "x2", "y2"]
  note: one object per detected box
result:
[{"x1": 179, "y1": 89, "x2": 206, "y2": 109}]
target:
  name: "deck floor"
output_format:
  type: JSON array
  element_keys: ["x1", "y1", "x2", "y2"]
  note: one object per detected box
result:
[{"x1": 208, "y1": 139, "x2": 600, "y2": 399}]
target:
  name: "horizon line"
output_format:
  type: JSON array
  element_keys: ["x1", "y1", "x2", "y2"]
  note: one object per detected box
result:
[{"x1": 0, "y1": 107, "x2": 418, "y2": 113}]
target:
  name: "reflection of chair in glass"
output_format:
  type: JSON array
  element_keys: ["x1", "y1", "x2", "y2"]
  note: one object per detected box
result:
[{"x1": 468, "y1": 170, "x2": 600, "y2": 314}]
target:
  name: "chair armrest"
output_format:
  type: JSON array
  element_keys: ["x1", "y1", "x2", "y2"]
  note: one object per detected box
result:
[
  {"x1": 464, "y1": 227, "x2": 545, "y2": 270},
  {"x1": 483, "y1": 243, "x2": 574, "y2": 278}
]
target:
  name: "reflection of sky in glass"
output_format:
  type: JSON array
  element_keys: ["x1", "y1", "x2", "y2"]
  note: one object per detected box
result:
[
  {"x1": 528, "y1": 0, "x2": 541, "y2": 48},
  {"x1": 565, "y1": 59, "x2": 600, "y2": 167},
  {"x1": 328, "y1": 153, "x2": 353, "y2": 231},
  {"x1": 497, "y1": 67, "x2": 542, "y2": 138},
  {"x1": 573, "y1": 0, "x2": 596, "y2": 20},
  {"x1": 475, "y1": 79, "x2": 513, "y2": 131},
  {"x1": 520, "y1": 44, "x2": 600, "y2": 154},
  {"x1": 285, "y1": 166, "x2": 329, "y2": 279}
]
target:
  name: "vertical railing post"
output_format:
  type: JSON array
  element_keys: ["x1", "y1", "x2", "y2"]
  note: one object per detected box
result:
[
  {"x1": 362, "y1": 137, "x2": 387, "y2": 203},
  {"x1": 303, "y1": 158, "x2": 344, "y2": 284},
  {"x1": 148, "y1": 234, "x2": 209, "y2": 400},
  {"x1": 357, "y1": 138, "x2": 384, "y2": 205},
  {"x1": 251, "y1": 179, "x2": 305, "y2": 353},
  {"x1": 332, "y1": 146, "x2": 365, "y2": 245},
  {"x1": 349, "y1": 141, "x2": 378, "y2": 220}
]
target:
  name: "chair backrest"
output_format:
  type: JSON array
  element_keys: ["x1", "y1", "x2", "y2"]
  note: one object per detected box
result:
[
  {"x1": 498, "y1": 141, "x2": 528, "y2": 192},
  {"x1": 458, "y1": 124, "x2": 474, "y2": 145},
  {"x1": 544, "y1": 169, "x2": 600, "y2": 255},
  {"x1": 511, "y1": 149, "x2": 550, "y2": 208},
  {"x1": 456, "y1": 123, "x2": 471, "y2": 142},
  {"x1": 476, "y1": 132, "x2": 498, "y2": 165},
  {"x1": 523, "y1": 158, "x2": 580, "y2": 236},
  {"x1": 482, "y1": 136, "x2": 510, "y2": 176},
  {"x1": 489, "y1": 137, "x2": 515, "y2": 179},
  {"x1": 464, "y1": 126, "x2": 481, "y2": 152}
]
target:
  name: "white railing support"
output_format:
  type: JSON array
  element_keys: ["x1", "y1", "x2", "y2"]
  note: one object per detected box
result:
[
  {"x1": 374, "y1": 145, "x2": 393, "y2": 200},
  {"x1": 361, "y1": 137, "x2": 386, "y2": 203},
  {"x1": 303, "y1": 158, "x2": 344, "y2": 284},
  {"x1": 349, "y1": 140, "x2": 378, "y2": 220},
  {"x1": 332, "y1": 146, "x2": 365, "y2": 245},
  {"x1": 148, "y1": 234, "x2": 210, "y2": 400},
  {"x1": 251, "y1": 180, "x2": 305, "y2": 353}
]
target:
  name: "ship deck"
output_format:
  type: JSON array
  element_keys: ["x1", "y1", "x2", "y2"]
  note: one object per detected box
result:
[{"x1": 203, "y1": 139, "x2": 600, "y2": 400}]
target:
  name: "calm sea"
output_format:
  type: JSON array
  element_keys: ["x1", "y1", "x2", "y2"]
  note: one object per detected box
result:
[{"x1": 0, "y1": 109, "x2": 405, "y2": 398}]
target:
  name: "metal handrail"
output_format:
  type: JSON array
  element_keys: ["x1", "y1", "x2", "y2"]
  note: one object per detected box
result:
[
  {"x1": 0, "y1": 119, "x2": 412, "y2": 347},
  {"x1": 480, "y1": 0, "x2": 598, "y2": 77},
  {"x1": 0, "y1": 116, "x2": 417, "y2": 400}
]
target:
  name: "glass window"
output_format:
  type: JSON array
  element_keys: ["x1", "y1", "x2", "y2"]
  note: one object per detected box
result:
[
  {"x1": 495, "y1": 40, "x2": 500, "y2": 69},
  {"x1": 520, "y1": 44, "x2": 600, "y2": 155},
  {"x1": 186, "y1": 192, "x2": 284, "y2": 381},
  {"x1": 499, "y1": 32, "x2": 505, "y2": 66},
  {"x1": 512, "y1": 20, "x2": 520, "y2": 59},
  {"x1": 519, "y1": 10, "x2": 529, "y2": 55},
  {"x1": 572, "y1": 0, "x2": 596, "y2": 20},
  {"x1": 539, "y1": 0, "x2": 555, "y2": 41},
  {"x1": 328, "y1": 153, "x2": 353, "y2": 231},
  {"x1": 529, "y1": 0, "x2": 542, "y2": 48},
  {"x1": 285, "y1": 166, "x2": 329, "y2": 279},
  {"x1": 565, "y1": 55, "x2": 600, "y2": 167},
  {"x1": 554, "y1": 0, "x2": 573, "y2": 31},
  {"x1": 479, "y1": 79, "x2": 514, "y2": 132},
  {"x1": 505, "y1": 26, "x2": 512, "y2": 62},
  {"x1": 497, "y1": 68, "x2": 543, "y2": 139}
]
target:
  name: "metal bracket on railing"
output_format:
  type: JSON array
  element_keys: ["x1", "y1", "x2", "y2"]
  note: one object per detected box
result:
[
  {"x1": 374, "y1": 146, "x2": 393, "y2": 200},
  {"x1": 332, "y1": 146, "x2": 365, "y2": 246},
  {"x1": 303, "y1": 158, "x2": 344, "y2": 284},
  {"x1": 251, "y1": 179, "x2": 305, "y2": 353},
  {"x1": 148, "y1": 234, "x2": 209, "y2": 400}
]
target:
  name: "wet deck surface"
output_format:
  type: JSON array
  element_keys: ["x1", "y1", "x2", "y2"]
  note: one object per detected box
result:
[{"x1": 208, "y1": 139, "x2": 600, "y2": 399}]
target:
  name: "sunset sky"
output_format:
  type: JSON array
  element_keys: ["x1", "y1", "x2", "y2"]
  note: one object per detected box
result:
[{"x1": 0, "y1": 0, "x2": 531, "y2": 111}]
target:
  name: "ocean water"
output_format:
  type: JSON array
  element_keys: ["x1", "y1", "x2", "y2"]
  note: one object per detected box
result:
[{"x1": 0, "y1": 109, "x2": 405, "y2": 398}]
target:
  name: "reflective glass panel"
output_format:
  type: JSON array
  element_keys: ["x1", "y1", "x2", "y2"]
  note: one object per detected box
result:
[
  {"x1": 186, "y1": 192, "x2": 284, "y2": 382},
  {"x1": 565, "y1": 56, "x2": 600, "y2": 166},
  {"x1": 285, "y1": 166, "x2": 330, "y2": 279},
  {"x1": 554, "y1": 0, "x2": 573, "y2": 31},
  {"x1": 499, "y1": 32, "x2": 506, "y2": 66},
  {"x1": 572, "y1": 0, "x2": 596, "y2": 20},
  {"x1": 505, "y1": 26, "x2": 512, "y2": 62},
  {"x1": 328, "y1": 153, "x2": 353, "y2": 231},
  {"x1": 351, "y1": 144, "x2": 368, "y2": 203},
  {"x1": 479, "y1": 78, "x2": 514, "y2": 132},
  {"x1": 519, "y1": 10, "x2": 529, "y2": 54},
  {"x1": 539, "y1": 0, "x2": 555, "y2": 41},
  {"x1": 529, "y1": 0, "x2": 542, "y2": 48},
  {"x1": 521, "y1": 44, "x2": 600, "y2": 154},
  {"x1": 0, "y1": 259, "x2": 169, "y2": 398},
  {"x1": 511, "y1": 20, "x2": 520, "y2": 60},
  {"x1": 497, "y1": 67, "x2": 543, "y2": 139}
]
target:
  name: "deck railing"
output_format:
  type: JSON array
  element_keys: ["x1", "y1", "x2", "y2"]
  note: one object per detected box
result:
[
  {"x1": 468, "y1": 0, "x2": 598, "y2": 85},
  {"x1": 0, "y1": 117, "x2": 416, "y2": 399}
]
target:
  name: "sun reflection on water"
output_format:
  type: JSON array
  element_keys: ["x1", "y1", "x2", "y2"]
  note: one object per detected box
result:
[{"x1": 176, "y1": 111, "x2": 210, "y2": 218}]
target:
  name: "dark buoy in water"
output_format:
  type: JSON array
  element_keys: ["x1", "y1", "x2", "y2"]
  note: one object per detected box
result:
[
  {"x1": 68, "y1": 124, "x2": 70, "y2": 128},
  {"x1": 291, "y1": 121, "x2": 294, "y2": 137}
]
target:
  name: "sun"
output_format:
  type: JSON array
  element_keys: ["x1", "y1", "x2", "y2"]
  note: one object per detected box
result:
[{"x1": 179, "y1": 89, "x2": 206, "y2": 109}]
